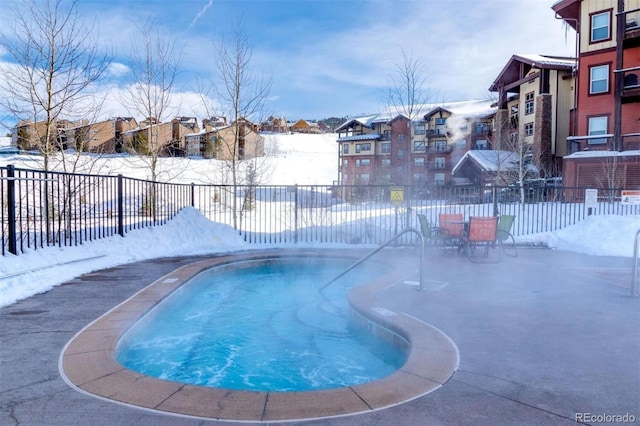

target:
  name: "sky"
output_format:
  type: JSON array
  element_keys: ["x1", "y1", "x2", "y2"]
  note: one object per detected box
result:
[
  {"x1": 0, "y1": 0, "x2": 577, "y2": 132},
  {"x1": 1, "y1": 133, "x2": 639, "y2": 308}
]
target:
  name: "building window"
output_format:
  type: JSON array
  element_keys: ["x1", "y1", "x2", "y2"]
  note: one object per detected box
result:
[
  {"x1": 475, "y1": 122, "x2": 488, "y2": 134},
  {"x1": 524, "y1": 123, "x2": 534, "y2": 136},
  {"x1": 343, "y1": 159, "x2": 348, "y2": 166},
  {"x1": 590, "y1": 64, "x2": 609, "y2": 94},
  {"x1": 435, "y1": 157, "x2": 445, "y2": 169},
  {"x1": 398, "y1": 134, "x2": 404, "y2": 143},
  {"x1": 525, "y1": 92, "x2": 534, "y2": 115},
  {"x1": 381, "y1": 142, "x2": 391, "y2": 153},
  {"x1": 355, "y1": 173, "x2": 370, "y2": 183},
  {"x1": 434, "y1": 173, "x2": 445, "y2": 186},
  {"x1": 397, "y1": 149, "x2": 404, "y2": 159},
  {"x1": 413, "y1": 124, "x2": 425, "y2": 135},
  {"x1": 413, "y1": 173, "x2": 424, "y2": 182},
  {"x1": 397, "y1": 166, "x2": 403, "y2": 175},
  {"x1": 413, "y1": 140, "x2": 425, "y2": 152},
  {"x1": 381, "y1": 158, "x2": 391, "y2": 167},
  {"x1": 343, "y1": 144, "x2": 349, "y2": 154},
  {"x1": 414, "y1": 157, "x2": 425, "y2": 166},
  {"x1": 591, "y1": 10, "x2": 611, "y2": 42},
  {"x1": 356, "y1": 158, "x2": 370, "y2": 167},
  {"x1": 435, "y1": 118, "x2": 446, "y2": 125},
  {"x1": 475, "y1": 140, "x2": 488, "y2": 150},
  {"x1": 380, "y1": 174, "x2": 391, "y2": 183},
  {"x1": 435, "y1": 140, "x2": 447, "y2": 152},
  {"x1": 456, "y1": 139, "x2": 466, "y2": 148},
  {"x1": 588, "y1": 116, "x2": 608, "y2": 145}
]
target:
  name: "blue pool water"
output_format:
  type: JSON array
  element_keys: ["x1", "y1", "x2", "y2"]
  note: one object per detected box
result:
[{"x1": 116, "y1": 257, "x2": 408, "y2": 392}]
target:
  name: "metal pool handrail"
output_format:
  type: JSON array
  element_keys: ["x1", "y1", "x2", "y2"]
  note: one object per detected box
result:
[
  {"x1": 632, "y1": 229, "x2": 640, "y2": 297},
  {"x1": 319, "y1": 227, "x2": 425, "y2": 294}
]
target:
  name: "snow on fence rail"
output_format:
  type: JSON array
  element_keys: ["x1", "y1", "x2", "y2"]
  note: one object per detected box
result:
[{"x1": 2, "y1": 164, "x2": 639, "y2": 255}]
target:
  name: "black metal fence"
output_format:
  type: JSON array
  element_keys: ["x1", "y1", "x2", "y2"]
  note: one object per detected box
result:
[{"x1": 2, "y1": 164, "x2": 639, "y2": 255}]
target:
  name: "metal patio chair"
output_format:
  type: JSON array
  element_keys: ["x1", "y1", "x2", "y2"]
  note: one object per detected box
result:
[
  {"x1": 497, "y1": 214, "x2": 518, "y2": 257},
  {"x1": 462, "y1": 216, "x2": 500, "y2": 263}
]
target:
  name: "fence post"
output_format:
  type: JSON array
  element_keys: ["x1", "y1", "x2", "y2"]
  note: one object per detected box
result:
[
  {"x1": 7, "y1": 165, "x2": 17, "y2": 255},
  {"x1": 117, "y1": 174, "x2": 124, "y2": 237},
  {"x1": 294, "y1": 184, "x2": 299, "y2": 244},
  {"x1": 190, "y1": 183, "x2": 195, "y2": 207}
]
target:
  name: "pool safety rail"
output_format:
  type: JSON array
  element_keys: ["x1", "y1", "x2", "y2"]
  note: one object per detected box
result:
[
  {"x1": 632, "y1": 229, "x2": 640, "y2": 297},
  {"x1": 320, "y1": 227, "x2": 425, "y2": 294}
]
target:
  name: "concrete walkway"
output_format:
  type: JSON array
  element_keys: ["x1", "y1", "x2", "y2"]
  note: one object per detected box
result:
[{"x1": 1, "y1": 248, "x2": 638, "y2": 425}]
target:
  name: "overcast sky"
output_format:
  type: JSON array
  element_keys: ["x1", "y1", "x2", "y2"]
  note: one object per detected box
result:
[{"x1": 0, "y1": 0, "x2": 576, "y2": 127}]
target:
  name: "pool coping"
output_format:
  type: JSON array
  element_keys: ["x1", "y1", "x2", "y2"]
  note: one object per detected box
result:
[{"x1": 59, "y1": 250, "x2": 459, "y2": 422}]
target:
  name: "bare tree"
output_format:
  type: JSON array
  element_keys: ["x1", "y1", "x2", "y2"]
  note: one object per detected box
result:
[
  {"x1": 121, "y1": 20, "x2": 182, "y2": 219},
  {"x1": 0, "y1": 0, "x2": 111, "y2": 171},
  {"x1": 123, "y1": 19, "x2": 181, "y2": 182},
  {"x1": 200, "y1": 19, "x2": 273, "y2": 229},
  {"x1": 386, "y1": 50, "x2": 433, "y2": 188}
]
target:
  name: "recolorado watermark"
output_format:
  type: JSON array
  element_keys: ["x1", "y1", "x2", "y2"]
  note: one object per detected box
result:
[{"x1": 575, "y1": 413, "x2": 636, "y2": 423}]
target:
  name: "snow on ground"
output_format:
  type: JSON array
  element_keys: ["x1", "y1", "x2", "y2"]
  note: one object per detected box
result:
[{"x1": 0, "y1": 133, "x2": 639, "y2": 308}]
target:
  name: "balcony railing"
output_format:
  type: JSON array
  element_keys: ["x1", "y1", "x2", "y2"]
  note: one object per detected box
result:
[
  {"x1": 615, "y1": 66, "x2": 640, "y2": 103},
  {"x1": 425, "y1": 129, "x2": 449, "y2": 138},
  {"x1": 426, "y1": 145, "x2": 453, "y2": 154},
  {"x1": 624, "y1": 8, "x2": 640, "y2": 40},
  {"x1": 566, "y1": 133, "x2": 640, "y2": 154}
]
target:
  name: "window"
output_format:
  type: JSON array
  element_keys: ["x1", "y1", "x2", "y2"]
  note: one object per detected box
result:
[
  {"x1": 381, "y1": 158, "x2": 391, "y2": 167},
  {"x1": 356, "y1": 173, "x2": 370, "y2": 183},
  {"x1": 524, "y1": 123, "x2": 534, "y2": 136},
  {"x1": 397, "y1": 149, "x2": 404, "y2": 159},
  {"x1": 434, "y1": 173, "x2": 445, "y2": 186},
  {"x1": 590, "y1": 65, "x2": 609, "y2": 94},
  {"x1": 398, "y1": 134, "x2": 404, "y2": 143},
  {"x1": 525, "y1": 92, "x2": 535, "y2": 115},
  {"x1": 435, "y1": 118, "x2": 447, "y2": 125},
  {"x1": 413, "y1": 173, "x2": 424, "y2": 182},
  {"x1": 588, "y1": 116, "x2": 608, "y2": 145},
  {"x1": 413, "y1": 124, "x2": 425, "y2": 135},
  {"x1": 397, "y1": 166, "x2": 403, "y2": 175},
  {"x1": 591, "y1": 10, "x2": 611, "y2": 42},
  {"x1": 381, "y1": 143, "x2": 391, "y2": 153},
  {"x1": 355, "y1": 158, "x2": 370, "y2": 167},
  {"x1": 414, "y1": 157, "x2": 425, "y2": 166},
  {"x1": 343, "y1": 144, "x2": 349, "y2": 154},
  {"x1": 456, "y1": 139, "x2": 466, "y2": 148},
  {"x1": 435, "y1": 140, "x2": 447, "y2": 152},
  {"x1": 435, "y1": 157, "x2": 445, "y2": 169},
  {"x1": 475, "y1": 123, "x2": 488, "y2": 134},
  {"x1": 475, "y1": 140, "x2": 488, "y2": 150},
  {"x1": 413, "y1": 141, "x2": 425, "y2": 152},
  {"x1": 380, "y1": 174, "x2": 391, "y2": 183}
]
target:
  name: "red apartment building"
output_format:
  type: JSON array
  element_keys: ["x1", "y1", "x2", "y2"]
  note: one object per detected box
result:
[{"x1": 553, "y1": 0, "x2": 640, "y2": 188}]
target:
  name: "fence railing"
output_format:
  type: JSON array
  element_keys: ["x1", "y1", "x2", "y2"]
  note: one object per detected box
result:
[{"x1": 2, "y1": 164, "x2": 639, "y2": 255}]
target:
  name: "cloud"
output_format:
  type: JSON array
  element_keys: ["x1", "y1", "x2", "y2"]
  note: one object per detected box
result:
[{"x1": 108, "y1": 62, "x2": 130, "y2": 78}]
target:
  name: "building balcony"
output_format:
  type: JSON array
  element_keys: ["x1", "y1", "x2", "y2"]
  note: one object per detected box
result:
[
  {"x1": 617, "y1": 66, "x2": 640, "y2": 103},
  {"x1": 426, "y1": 163, "x2": 451, "y2": 171},
  {"x1": 426, "y1": 145, "x2": 453, "y2": 154},
  {"x1": 624, "y1": 9, "x2": 640, "y2": 46},
  {"x1": 566, "y1": 133, "x2": 640, "y2": 154},
  {"x1": 425, "y1": 129, "x2": 449, "y2": 138}
]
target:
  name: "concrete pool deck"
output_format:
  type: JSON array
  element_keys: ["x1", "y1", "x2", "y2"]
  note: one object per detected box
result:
[{"x1": 1, "y1": 247, "x2": 639, "y2": 425}]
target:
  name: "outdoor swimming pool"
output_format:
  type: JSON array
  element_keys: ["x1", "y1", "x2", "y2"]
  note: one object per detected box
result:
[{"x1": 116, "y1": 258, "x2": 407, "y2": 391}]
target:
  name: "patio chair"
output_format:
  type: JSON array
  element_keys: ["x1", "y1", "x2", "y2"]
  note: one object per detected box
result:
[
  {"x1": 437, "y1": 213, "x2": 465, "y2": 252},
  {"x1": 497, "y1": 214, "x2": 518, "y2": 257},
  {"x1": 462, "y1": 216, "x2": 500, "y2": 263},
  {"x1": 417, "y1": 213, "x2": 450, "y2": 247}
]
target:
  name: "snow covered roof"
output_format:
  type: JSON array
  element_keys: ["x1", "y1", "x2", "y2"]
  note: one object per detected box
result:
[
  {"x1": 452, "y1": 150, "x2": 522, "y2": 175},
  {"x1": 335, "y1": 115, "x2": 379, "y2": 132},
  {"x1": 564, "y1": 150, "x2": 640, "y2": 159},
  {"x1": 489, "y1": 54, "x2": 576, "y2": 92},
  {"x1": 336, "y1": 134, "x2": 381, "y2": 142}
]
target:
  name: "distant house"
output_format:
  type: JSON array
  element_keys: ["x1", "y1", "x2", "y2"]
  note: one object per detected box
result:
[
  {"x1": 290, "y1": 119, "x2": 322, "y2": 134},
  {"x1": 260, "y1": 116, "x2": 289, "y2": 133},
  {"x1": 452, "y1": 150, "x2": 537, "y2": 185},
  {"x1": 184, "y1": 118, "x2": 264, "y2": 160}
]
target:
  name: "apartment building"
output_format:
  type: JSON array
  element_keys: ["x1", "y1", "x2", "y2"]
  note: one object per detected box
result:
[
  {"x1": 336, "y1": 100, "x2": 496, "y2": 188},
  {"x1": 489, "y1": 54, "x2": 576, "y2": 177},
  {"x1": 184, "y1": 119, "x2": 265, "y2": 160},
  {"x1": 13, "y1": 119, "x2": 84, "y2": 151},
  {"x1": 553, "y1": 0, "x2": 640, "y2": 188}
]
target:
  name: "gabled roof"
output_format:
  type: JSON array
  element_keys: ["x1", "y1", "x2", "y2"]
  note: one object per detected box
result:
[
  {"x1": 489, "y1": 54, "x2": 576, "y2": 92},
  {"x1": 452, "y1": 150, "x2": 521, "y2": 175},
  {"x1": 335, "y1": 114, "x2": 379, "y2": 132},
  {"x1": 336, "y1": 133, "x2": 381, "y2": 142}
]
